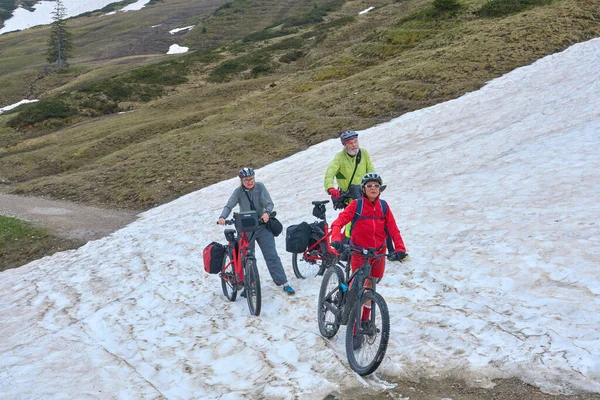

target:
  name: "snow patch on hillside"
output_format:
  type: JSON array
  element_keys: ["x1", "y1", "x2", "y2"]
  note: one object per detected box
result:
[{"x1": 0, "y1": 0, "x2": 151, "y2": 35}]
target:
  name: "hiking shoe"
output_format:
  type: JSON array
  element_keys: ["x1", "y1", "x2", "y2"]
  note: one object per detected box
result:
[
  {"x1": 240, "y1": 290, "x2": 246, "y2": 298},
  {"x1": 283, "y1": 285, "x2": 295, "y2": 295}
]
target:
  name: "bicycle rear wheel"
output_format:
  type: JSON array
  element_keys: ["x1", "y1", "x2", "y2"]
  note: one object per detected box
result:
[
  {"x1": 293, "y1": 233, "x2": 328, "y2": 279},
  {"x1": 220, "y1": 251, "x2": 237, "y2": 301},
  {"x1": 317, "y1": 265, "x2": 345, "y2": 338},
  {"x1": 244, "y1": 257, "x2": 261, "y2": 316},
  {"x1": 345, "y1": 291, "x2": 390, "y2": 376}
]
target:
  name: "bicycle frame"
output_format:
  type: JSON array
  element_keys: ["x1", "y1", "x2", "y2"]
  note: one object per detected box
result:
[
  {"x1": 222, "y1": 224, "x2": 257, "y2": 286},
  {"x1": 301, "y1": 201, "x2": 340, "y2": 268},
  {"x1": 302, "y1": 227, "x2": 332, "y2": 263},
  {"x1": 327, "y1": 246, "x2": 386, "y2": 325}
]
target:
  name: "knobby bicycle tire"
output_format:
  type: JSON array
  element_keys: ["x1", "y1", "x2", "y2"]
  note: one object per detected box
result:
[
  {"x1": 244, "y1": 256, "x2": 261, "y2": 316},
  {"x1": 345, "y1": 291, "x2": 390, "y2": 376},
  {"x1": 293, "y1": 232, "x2": 329, "y2": 279},
  {"x1": 220, "y1": 250, "x2": 237, "y2": 302},
  {"x1": 317, "y1": 265, "x2": 345, "y2": 338}
]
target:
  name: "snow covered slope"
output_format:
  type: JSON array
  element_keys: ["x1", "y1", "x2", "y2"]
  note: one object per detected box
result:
[{"x1": 0, "y1": 37, "x2": 599, "y2": 399}]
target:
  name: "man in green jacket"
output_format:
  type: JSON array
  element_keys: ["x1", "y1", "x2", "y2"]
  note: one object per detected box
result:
[
  {"x1": 324, "y1": 130, "x2": 375, "y2": 209},
  {"x1": 324, "y1": 130, "x2": 402, "y2": 262}
]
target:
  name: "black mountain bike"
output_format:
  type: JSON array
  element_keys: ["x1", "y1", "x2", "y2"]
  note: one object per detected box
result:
[{"x1": 317, "y1": 244, "x2": 390, "y2": 375}]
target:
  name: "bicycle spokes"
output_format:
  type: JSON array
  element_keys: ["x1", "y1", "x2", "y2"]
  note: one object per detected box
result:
[
  {"x1": 318, "y1": 266, "x2": 345, "y2": 338},
  {"x1": 345, "y1": 291, "x2": 390, "y2": 376},
  {"x1": 220, "y1": 255, "x2": 237, "y2": 302},
  {"x1": 244, "y1": 257, "x2": 261, "y2": 316}
]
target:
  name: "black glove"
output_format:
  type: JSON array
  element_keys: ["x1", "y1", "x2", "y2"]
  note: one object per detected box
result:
[
  {"x1": 331, "y1": 196, "x2": 347, "y2": 210},
  {"x1": 393, "y1": 251, "x2": 408, "y2": 262},
  {"x1": 331, "y1": 241, "x2": 344, "y2": 252}
]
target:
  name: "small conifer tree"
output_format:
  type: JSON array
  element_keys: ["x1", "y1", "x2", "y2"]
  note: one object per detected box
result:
[{"x1": 46, "y1": 0, "x2": 73, "y2": 70}]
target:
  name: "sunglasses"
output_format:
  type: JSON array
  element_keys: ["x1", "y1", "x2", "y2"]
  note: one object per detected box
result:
[
  {"x1": 242, "y1": 177, "x2": 255, "y2": 183},
  {"x1": 365, "y1": 183, "x2": 380, "y2": 189}
]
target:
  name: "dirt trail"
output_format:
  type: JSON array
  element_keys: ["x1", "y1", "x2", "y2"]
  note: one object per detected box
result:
[{"x1": 0, "y1": 186, "x2": 140, "y2": 241}]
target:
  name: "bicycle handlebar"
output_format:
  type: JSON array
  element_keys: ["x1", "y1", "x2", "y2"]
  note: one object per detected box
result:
[
  {"x1": 221, "y1": 219, "x2": 267, "y2": 226},
  {"x1": 218, "y1": 211, "x2": 274, "y2": 226},
  {"x1": 334, "y1": 244, "x2": 389, "y2": 259}
]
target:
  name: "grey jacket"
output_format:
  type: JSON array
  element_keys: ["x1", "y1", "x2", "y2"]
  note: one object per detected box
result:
[{"x1": 220, "y1": 182, "x2": 274, "y2": 219}]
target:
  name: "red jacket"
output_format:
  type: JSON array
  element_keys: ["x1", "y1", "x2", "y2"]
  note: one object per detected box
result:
[{"x1": 331, "y1": 195, "x2": 406, "y2": 253}]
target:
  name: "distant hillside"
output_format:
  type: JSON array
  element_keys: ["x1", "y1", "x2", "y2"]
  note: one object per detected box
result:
[
  {"x1": 0, "y1": 0, "x2": 599, "y2": 210},
  {"x1": 0, "y1": 0, "x2": 36, "y2": 26}
]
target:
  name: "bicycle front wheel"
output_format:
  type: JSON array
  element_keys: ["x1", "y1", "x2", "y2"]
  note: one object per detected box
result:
[
  {"x1": 317, "y1": 265, "x2": 345, "y2": 338},
  {"x1": 220, "y1": 251, "x2": 237, "y2": 302},
  {"x1": 244, "y1": 257, "x2": 261, "y2": 316},
  {"x1": 345, "y1": 291, "x2": 390, "y2": 376},
  {"x1": 293, "y1": 233, "x2": 328, "y2": 279}
]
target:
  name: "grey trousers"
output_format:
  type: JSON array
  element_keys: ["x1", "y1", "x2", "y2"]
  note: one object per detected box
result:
[{"x1": 249, "y1": 225, "x2": 288, "y2": 286}]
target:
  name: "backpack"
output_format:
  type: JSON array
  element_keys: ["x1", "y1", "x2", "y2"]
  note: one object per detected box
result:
[
  {"x1": 349, "y1": 198, "x2": 388, "y2": 236},
  {"x1": 203, "y1": 242, "x2": 226, "y2": 274}
]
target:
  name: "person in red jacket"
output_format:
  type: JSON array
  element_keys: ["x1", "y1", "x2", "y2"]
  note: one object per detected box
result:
[{"x1": 330, "y1": 173, "x2": 408, "y2": 283}]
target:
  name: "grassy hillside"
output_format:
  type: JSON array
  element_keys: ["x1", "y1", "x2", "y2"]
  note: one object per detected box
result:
[
  {"x1": 0, "y1": 0, "x2": 599, "y2": 210},
  {"x1": 0, "y1": 215, "x2": 83, "y2": 271}
]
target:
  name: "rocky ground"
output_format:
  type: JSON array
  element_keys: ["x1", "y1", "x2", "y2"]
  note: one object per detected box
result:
[{"x1": 335, "y1": 377, "x2": 600, "y2": 400}]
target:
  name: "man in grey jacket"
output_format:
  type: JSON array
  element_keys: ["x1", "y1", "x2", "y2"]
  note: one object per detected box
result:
[{"x1": 217, "y1": 167, "x2": 295, "y2": 295}]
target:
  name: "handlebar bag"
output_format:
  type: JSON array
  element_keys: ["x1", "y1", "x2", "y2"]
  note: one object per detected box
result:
[
  {"x1": 203, "y1": 241, "x2": 226, "y2": 274},
  {"x1": 234, "y1": 210, "x2": 259, "y2": 232}
]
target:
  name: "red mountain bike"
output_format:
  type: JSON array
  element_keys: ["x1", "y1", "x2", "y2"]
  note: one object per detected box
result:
[
  {"x1": 292, "y1": 200, "x2": 343, "y2": 279},
  {"x1": 220, "y1": 211, "x2": 262, "y2": 316}
]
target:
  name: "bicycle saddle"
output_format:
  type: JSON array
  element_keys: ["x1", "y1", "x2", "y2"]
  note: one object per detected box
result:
[{"x1": 312, "y1": 200, "x2": 330, "y2": 205}]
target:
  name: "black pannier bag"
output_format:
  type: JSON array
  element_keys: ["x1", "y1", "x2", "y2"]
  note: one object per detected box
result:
[
  {"x1": 285, "y1": 222, "x2": 312, "y2": 253},
  {"x1": 203, "y1": 241, "x2": 226, "y2": 274}
]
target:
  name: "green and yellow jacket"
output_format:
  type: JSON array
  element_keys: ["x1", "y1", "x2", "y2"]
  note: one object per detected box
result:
[{"x1": 324, "y1": 148, "x2": 375, "y2": 194}]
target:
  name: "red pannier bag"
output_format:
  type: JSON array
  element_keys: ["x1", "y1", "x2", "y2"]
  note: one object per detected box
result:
[{"x1": 203, "y1": 241, "x2": 226, "y2": 274}]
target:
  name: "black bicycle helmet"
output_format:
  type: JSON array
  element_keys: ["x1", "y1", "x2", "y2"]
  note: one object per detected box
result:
[
  {"x1": 361, "y1": 172, "x2": 382, "y2": 188},
  {"x1": 361, "y1": 172, "x2": 386, "y2": 192},
  {"x1": 238, "y1": 167, "x2": 255, "y2": 178},
  {"x1": 339, "y1": 130, "x2": 358, "y2": 144}
]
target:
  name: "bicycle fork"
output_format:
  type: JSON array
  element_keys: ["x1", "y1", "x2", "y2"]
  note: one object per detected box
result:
[
  {"x1": 342, "y1": 278, "x2": 376, "y2": 330},
  {"x1": 340, "y1": 281, "x2": 357, "y2": 325}
]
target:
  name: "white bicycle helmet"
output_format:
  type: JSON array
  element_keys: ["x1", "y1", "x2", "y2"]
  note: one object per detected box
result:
[{"x1": 238, "y1": 167, "x2": 255, "y2": 178}]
